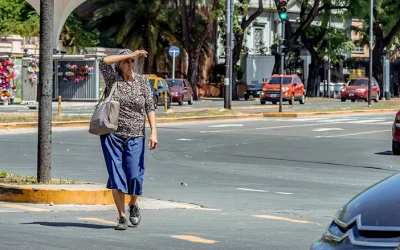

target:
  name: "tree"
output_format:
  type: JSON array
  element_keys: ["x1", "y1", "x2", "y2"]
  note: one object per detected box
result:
[
  {"x1": 301, "y1": 10, "x2": 354, "y2": 96},
  {"x1": 350, "y1": 0, "x2": 400, "y2": 93},
  {"x1": 61, "y1": 11, "x2": 100, "y2": 54},
  {"x1": 0, "y1": 0, "x2": 39, "y2": 38},
  {"x1": 91, "y1": 0, "x2": 180, "y2": 73},
  {"x1": 180, "y1": 0, "x2": 218, "y2": 100}
]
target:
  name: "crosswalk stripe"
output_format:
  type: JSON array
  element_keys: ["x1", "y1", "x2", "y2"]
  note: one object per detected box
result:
[
  {"x1": 0, "y1": 204, "x2": 51, "y2": 212},
  {"x1": 171, "y1": 235, "x2": 218, "y2": 244}
]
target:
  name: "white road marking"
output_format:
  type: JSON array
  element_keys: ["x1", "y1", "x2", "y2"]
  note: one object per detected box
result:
[
  {"x1": 315, "y1": 129, "x2": 391, "y2": 138},
  {"x1": 175, "y1": 138, "x2": 195, "y2": 141},
  {"x1": 275, "y1": 192, "x2": 293, "y2": 195},
  {"x1": 200, "y1": 129, "x2": 239, "y2": 133},
  {"x1": 319, "y1": 118, "x2": 355, "y2": 123},
  {"x1": 236, "y1": 188, "x2": 269, "y2": 193},
  {"x1": 312, "y1": 128, "x2": 343, "y2": 132},
  {"x1": 255, "y1": 123, "x2": 334, "y2": 130},
  {"x1": 346, "y1": 119, "x2": 386, "y2": 124},
  {"x1": 208, "y1": 124, "x2": 244, "y2": 128}
]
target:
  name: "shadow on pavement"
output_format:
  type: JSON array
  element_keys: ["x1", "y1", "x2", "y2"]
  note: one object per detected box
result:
[
  {"x1": 21, "y1": 222, "x2": 114, "y2": 229},
  {"x1": 375, "y1": 151, "x2": 394, "y2": 156}
]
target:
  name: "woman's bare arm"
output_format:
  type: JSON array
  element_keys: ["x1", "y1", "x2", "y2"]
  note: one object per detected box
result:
[{"x1": 103, "y1": 50, "x2": 148, "y2": 65}]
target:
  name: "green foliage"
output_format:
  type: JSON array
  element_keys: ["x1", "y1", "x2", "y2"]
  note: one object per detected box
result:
[
  {"x1": 0, "y1": 170, "x2": 7, "y2": 178},
  {"x1": 0, "y1": 0, "x2": 39, "y2": 37},
  {"x1": 62, "y1": 11, "x2": 100, "y2": 54}
]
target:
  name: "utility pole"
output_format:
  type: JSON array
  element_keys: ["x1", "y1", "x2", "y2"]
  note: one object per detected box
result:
[
  {"x1": 368, "y1": 0, "x2": 373, "y2": 107},
  {"x1": 278, "y1": 0, "x2": 288, "y2": 112},
  {"x1": 224, "y1": 0, "x2": 231, "y2": 109},
  {"x1": 37, "y1": 0, "x2": 54, "y2": 183},
  {"x1": 229, "y1": 0, "x2": 234, "y2": 108},
  {"x1": 327, "y1": 16, "x2": 331, "y2": 98}
]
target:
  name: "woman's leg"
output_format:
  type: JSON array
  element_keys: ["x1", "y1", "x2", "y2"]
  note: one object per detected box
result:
[
  {"x1": 100, "y1": 134, "x2": 129, "y2": 229},
  {"x1": 113, "y1": 189, "x2": 126, "y2": 217},
  {"x1": 124, "y1": 137, "x2": 145, "y2": 226}
]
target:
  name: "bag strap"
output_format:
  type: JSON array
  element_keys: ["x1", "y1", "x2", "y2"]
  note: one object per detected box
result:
[{"x1": 104, "y1": 83, "x2": 119, "y2": 102}]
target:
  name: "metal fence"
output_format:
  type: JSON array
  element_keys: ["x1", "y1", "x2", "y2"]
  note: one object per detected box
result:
[{"x1": 52, "y1": 59, "x2": 99, "y2": 101}]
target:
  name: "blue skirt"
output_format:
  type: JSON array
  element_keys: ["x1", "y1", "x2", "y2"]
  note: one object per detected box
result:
[{"x1": 100, "y1": 134, "x2": 145, "y2": 196}]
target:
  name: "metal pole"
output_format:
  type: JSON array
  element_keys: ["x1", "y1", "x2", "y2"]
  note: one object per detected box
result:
[
  {"x1": 327, "y1": 16, "x2": 331, "y2": 98},
  {"x1": 37, "y1": 0, "x2": 54, "y2": 183},
  {"x1": 368, "y1": 0, "x2": 373, "y2": 106},
  {"x1": 172, "y1": 53, "x2": 176, "y2": 79},
  {"x1": 224, "y1": 0, "x2": 230, "y2": 109},
  {"x1": 229, "y1": 0, "x2": 234, "y2": 109},
  {"x1": 279, "y1": 21, "x2": 285, "y2": 113}
]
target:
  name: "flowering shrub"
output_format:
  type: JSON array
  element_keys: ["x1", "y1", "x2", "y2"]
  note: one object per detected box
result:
[{"x1": 0, "y1": 58, "x2": 17, "y2": 102}]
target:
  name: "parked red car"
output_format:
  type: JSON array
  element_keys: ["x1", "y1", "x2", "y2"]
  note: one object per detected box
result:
[
  {"x1": 340, "y1": 77, "x2": 380, "y2": 102},
  {"x1": 392, "y1": 109, "x2": 400, "y2": 155},
  {"x1": 165, "y1": 79, "x2": 194, "y2": 105}
]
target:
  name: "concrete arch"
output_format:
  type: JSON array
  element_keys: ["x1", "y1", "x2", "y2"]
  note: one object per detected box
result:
[{"x1": 26, "y1": 0, "x2": 87, "y2": 51}]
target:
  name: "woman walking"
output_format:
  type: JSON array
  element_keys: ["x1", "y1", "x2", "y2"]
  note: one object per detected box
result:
[{"x1": 99, "y1": 49, "x2": 158, "y2": 230}]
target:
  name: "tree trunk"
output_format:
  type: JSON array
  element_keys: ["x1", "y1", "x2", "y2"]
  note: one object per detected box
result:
[
  {"x1": 306, "y1": 59, "x2": 321, "y2": 97},
  {"x1": 272, "y1": 53, "x2": 281, "y2": 75},
  {"x1": 187, "y1": 54, "x2": 200, "y2": 100},
  {"x1": 372, "y1": 45, "x2": 384, "y2": 91}
]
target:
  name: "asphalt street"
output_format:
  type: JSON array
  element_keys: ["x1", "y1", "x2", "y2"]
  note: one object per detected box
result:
[{"x1": 0, "y1": 113, "x2": 399, "y2": 249}]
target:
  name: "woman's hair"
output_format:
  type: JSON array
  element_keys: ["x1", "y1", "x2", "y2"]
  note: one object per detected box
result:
[{"x1": 114, "y1": 48, "x2": 145, "y2": 75}]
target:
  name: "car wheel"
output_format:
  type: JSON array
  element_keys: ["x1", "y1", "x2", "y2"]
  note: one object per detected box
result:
[
  {"x1": 260, "y1": 100, "x2": 266, "y2": 105},
  {"x1": 374, "y1": 92, "x2": 379, "y2": 103},
  {"x1": 341, "y1": 98, "x2": 346, "y2": 102},
  {"x1": 178, "y1": 96, "x2": 183, "y2": 106},
  {"x1": 351, "y1": 99, "x2": 356, "y2": 102},
  {"x1": 299, "y1": 93, "x2": 306, "y2": 104},
  {"x1": 153, "y1": 96, "x2": 158, "y2": 109},
  {"x1": 393, "y1": 140, "x2": 400, "y2": 155},
  {"x1": 188, "y1": 95, "x2": 193, "y2": 105},
  {"x1": 244, "y1": 94, "x2": 249, "y2": 101},
  {"x1": 272, "y1": 101, "x2": 277, "y2": 105}
]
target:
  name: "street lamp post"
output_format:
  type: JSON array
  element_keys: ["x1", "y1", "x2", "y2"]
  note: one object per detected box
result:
[
  {"x1": 224, "y1": 0, "x2": 231, "y2": 109},
  {"x1": 368, "y1": 0, "x2": 373, "y2": 107}
]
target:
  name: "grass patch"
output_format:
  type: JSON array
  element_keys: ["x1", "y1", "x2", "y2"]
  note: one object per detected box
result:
[
  {"x1": 158, "y1": 109, "x2": 239, "y2": 118},
  {"x1": 0, "y1": 115, "x2": 92, "y2": 123},
  {"x1": 0, "y1": 172, "x2": 84, "y2": 185},
  {"x1": 303, "y1": 102, "x2": 400, "y2": 113}
]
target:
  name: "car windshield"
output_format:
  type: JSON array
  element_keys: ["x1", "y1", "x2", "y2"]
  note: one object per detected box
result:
[
  {"x1": 254, "y1": 83, "x2": 263, "y2": 89},
  {"x1": 348, "y1": 79, "x2": 368, "y2": 86},
  {"x1": 268, "y1": 77, "x2": 292, "y2": 84},
  {"x1": 148, "y1": 79, "x2": 155, "y2": 88},
  {"x1": 166, "y1": 80, "x2": 183, "y2": 87}
]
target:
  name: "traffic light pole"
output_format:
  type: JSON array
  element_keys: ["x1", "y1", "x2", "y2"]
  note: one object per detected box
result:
[
  {"x1": 368, "y1": 0, "x2": 373, "y2": 107},
  {"x1": 224, "y1": 0, "x2": 231, "y2": 109},
  {"x1": 279, "y1": 21, "x2": 285, "y2": 113}
]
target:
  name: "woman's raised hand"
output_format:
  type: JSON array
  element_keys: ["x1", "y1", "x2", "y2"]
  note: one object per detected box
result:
[{"x1": 131, "y1": 50, "x2": 148, "y2": 58}]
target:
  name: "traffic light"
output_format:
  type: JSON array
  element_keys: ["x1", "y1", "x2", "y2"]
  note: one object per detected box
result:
[
  {"x1": 278, "y1": 39, "x2": 287, "y2": 54},
  {"x1": 279, "y1": 0, "x2": 288, "y2": 21}
]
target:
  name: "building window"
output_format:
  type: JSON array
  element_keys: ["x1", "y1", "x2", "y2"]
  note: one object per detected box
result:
[
  {"x1": 254, "y1": 27, "x2": 264, "y2": 53},
  {"x1": 352, "y1": 45, "x2": 364, "y2": 53}
]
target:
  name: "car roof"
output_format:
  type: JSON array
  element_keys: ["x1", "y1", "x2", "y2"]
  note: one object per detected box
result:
[{"x1": 270, "y1": 74, "x2": 298, "y2": 78}]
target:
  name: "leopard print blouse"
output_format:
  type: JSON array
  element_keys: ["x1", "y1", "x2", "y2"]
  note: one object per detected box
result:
[{"x1": 99, "y1": 59, "x2": 155, "y2": 138}]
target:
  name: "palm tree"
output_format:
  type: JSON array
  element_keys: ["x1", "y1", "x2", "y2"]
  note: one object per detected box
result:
[{"x1": 90, "y1": 0, "x2": 181, "y2": 73}]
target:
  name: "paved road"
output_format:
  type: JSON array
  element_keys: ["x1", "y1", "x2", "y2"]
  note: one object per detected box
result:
[
  {"x1": 0, "y1": 113, "x2": 398, "y2": 249},
  {"x1": 1, "y1": 98, "x2": 397, "y2": 115}
]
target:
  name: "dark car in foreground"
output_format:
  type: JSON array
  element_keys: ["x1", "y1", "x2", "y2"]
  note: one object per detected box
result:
[
  {"x1": 310, "y1": 173, "x2": 400, "y2": 249},
  {"x1": 244, "y1": 82, "x2": 263, "y2": 100}
]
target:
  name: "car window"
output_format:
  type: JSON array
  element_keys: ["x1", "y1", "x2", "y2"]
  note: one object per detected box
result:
[
  {"x1": 148, "y1": 79, "x2": 155, "y2": 88},
  {"x1": 348, "y1": 79, "x2": 368, "y2": 86},
  {"x1": 255, "y1": 83, "x2": 263, "y2": 88},
  {"x1": 166, "y1": 79, "x2": 183, "y2": 87},
  {"x1": 268, "y1": 77, "x2": 292, "y2": 84}
]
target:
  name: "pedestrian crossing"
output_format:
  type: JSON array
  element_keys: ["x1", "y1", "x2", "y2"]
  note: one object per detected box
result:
[{"x1": 272, "y1": 116, "x2": 395, "y2": 125}]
